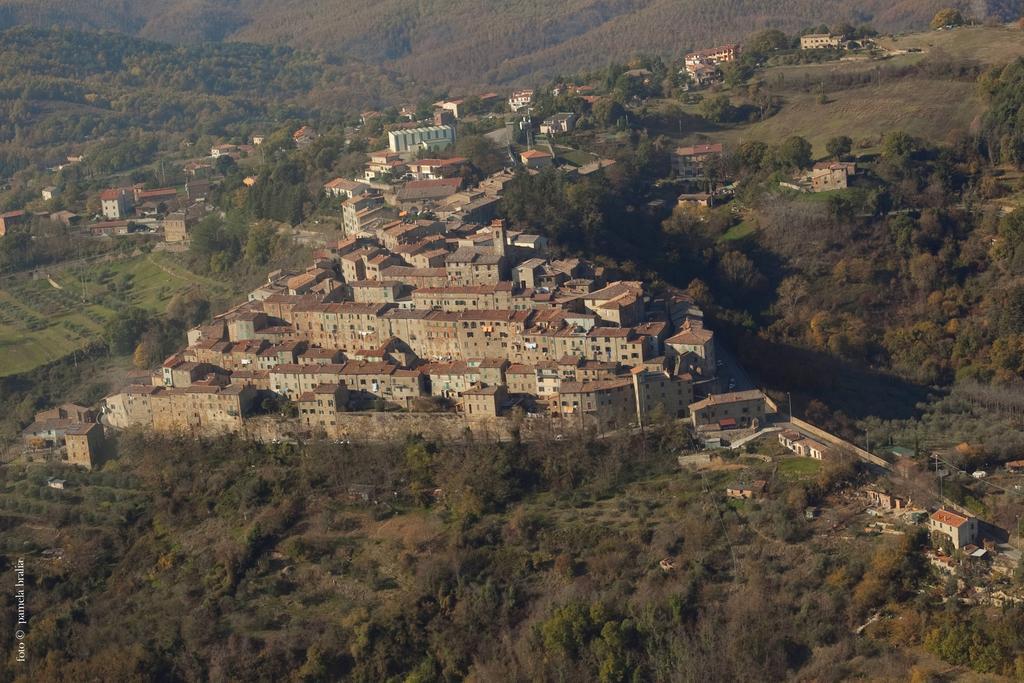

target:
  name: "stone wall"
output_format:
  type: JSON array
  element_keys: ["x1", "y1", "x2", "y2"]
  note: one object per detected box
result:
[
  {"x1": 788, "y1": 416, "x2": 891, "y2": 469},
  {"x1": 239, "y1": 411, "x2": 589, "y2": 444}
]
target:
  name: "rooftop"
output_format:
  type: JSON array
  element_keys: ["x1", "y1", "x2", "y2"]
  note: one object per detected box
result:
[{"x1": 931, "y1": 509, "x2": 972, "y2": 528}]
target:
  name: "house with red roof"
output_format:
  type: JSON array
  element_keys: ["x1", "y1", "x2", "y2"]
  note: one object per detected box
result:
[
  {"x1": 99, "y1": 188, "x2": 133, "y2": 220},
  {"x1": 929, "y1": 508, "x2": 978, "y2": 549},
  {"x1": 520, "y1": 149, "x2": 553, "y2": 170},
  {"x1": 672, "y1": 143, "x2": 723, "y2": 177},
  {"x1": 0, "y1": 209, "x2": 26, "y2": 236}
]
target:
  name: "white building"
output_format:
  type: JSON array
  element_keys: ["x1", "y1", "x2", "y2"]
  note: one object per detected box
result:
[
  {"x1": 509, "y1": 89, "x2": 534, "y2": 112},
  {"x1": 929, "y1": 509, "x2": 979, "y2": 549},
  {"x1": 540, "y1": 113, "x2": 576, "y2": 135},
  {"x1": 99, "y1": 188, "x2": 132, "y2": 220},
  {"x1": 800, "y1": 34, "x2": 843, "y2": 49},
  {"x1": 387, "y1": 125, "x2": 456, "y2": 154}
]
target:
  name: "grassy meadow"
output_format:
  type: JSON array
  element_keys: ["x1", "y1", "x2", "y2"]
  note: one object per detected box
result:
[{"x1": 0, "y1": 252, "x2": 236, "y2": 376}]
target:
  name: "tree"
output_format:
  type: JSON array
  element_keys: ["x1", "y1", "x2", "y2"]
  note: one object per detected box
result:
[
  {"x1": 592, "y1": 98, "x2": 628, "y2": 127},
  {"x1": 107, "y1": 307, "x2": 151, "y2": 355},
  {"x1": 455, "y1": 135, "x2": 504, "y2": 176},
  {"x1": 166, "y1": 290, "x2": 210, "y2": 326},
  {"x1": 881, "y1": 131, "x2": 918, "y2": 163},
  {"x1": 826, "y1": 135, "x2": 853, "y2": 160},
  {"x1": 773, "y1": 136, "x2": 813, "y2": 170},
  {"x1": 744, "y1": 29, "x2": 790, "y2": 56},
  {"x1": 931, "y1": 8, "x2": 965, "y2": 30},
  {"x1": 699, "y1": 95, "x2": 735, "y2": 123},
  {"x1": 735, "y1": 141, "x2": 770, "y2": 172},
  {"x1": 244, "y1": 222, "x2": 277, "y2": 265}
]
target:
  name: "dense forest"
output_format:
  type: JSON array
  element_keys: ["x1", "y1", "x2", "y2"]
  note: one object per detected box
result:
[
  {"x1": 0, "y1": 0, "x2": 1019, "y2": 86},
  {"x1": 10, "y1": 428, "x2": 1021, "y2": 682}
]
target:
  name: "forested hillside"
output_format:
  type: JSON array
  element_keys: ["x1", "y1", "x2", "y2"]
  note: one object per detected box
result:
[
  {"x1": 0, "y1": 27, "x2": 407, "y2": 176},
  {"x1": 0, "y1": 0, "x2": 1020, "y2": 86}
]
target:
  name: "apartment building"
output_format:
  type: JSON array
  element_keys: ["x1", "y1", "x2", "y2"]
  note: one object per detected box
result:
[
  {"x1": 672, "y1": 143, "x2": 723, "y2": 178},
  {"x1": 387, "y1": 125, "x2": 456, "y2": 153},
  {"x1": 411, "y1": 283, "x2": 515, "y2": 311}
]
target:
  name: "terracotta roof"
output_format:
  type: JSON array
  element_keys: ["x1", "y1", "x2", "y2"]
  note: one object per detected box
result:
[
  {"x1": 666, "y1": 322, "x2": 713, "y2": 345},
  {"x1": 559, "y1": 379, "x2": 632, "y2": 393},
  {"x1": 674, "y1": 143, "x2": 723, "y2": 157},
  {"x1": 931, "y1": 509, "x2": 971, "y2": 528}
]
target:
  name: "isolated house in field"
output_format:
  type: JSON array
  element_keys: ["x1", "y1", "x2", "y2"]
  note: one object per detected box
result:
[
  {"x1": 727, "y1": 480, "x2": 767, "y2": 499},
  {"x1": 293, "y1": 126, "x2": 319, "y2": 147},
  {"x1": 685, "y1": 44, "x2": 739, "y2": 67},
  {"x1": 677, "y1": 192, "x2": 714, "y2": 208},
  {"x1": 810, "y1": 161, "x2": 857, "y2": 192},
  {"x1": 792, "y1": 437, "x2": 829, "y2": 460},
  {"x1": 929, "y1": 508, "x2": 978, "y2": 549},
  {"x1": 210, "y1": 143, "x2": 238, "y2": 158},
  {"x1": 800, "y1": 33, "x2": 843, "y2": 49}
]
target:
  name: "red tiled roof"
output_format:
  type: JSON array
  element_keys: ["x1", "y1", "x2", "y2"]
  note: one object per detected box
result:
[{"x1": 931, "y1": 509, "x2": 971, "y2": 528}]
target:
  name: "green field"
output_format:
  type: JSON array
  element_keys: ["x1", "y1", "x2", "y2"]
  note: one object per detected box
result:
[
  {"x1": 659, "y1": 25, "x2": 1024, "y2": 159},
  {"x1": 777, "y1": 456, "x2": 823, "y2": 481},
  {"x1": 877, "y1": 25, "x2": 1024, "y2": 67},
  {"x1": 718, "y1": 78, "x2": 981, "y2": 158},
  {"x1": 0, "y1": 252, "x2": 236, "y2": 377},
  {"x1": 721, "y1": 220, "x2": 756, "y2": 241}
]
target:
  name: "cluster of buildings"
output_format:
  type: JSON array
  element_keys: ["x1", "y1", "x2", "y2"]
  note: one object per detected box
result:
[
  {"x1": 20, "y1": 403, "x2": 105, "y2": 469},
  {"x1": 101, "y1": 214, "x2": 742, "y2": 439},
  {"x1": 682, "y1": 44, "x2": 739, "y2": 87},
  {"x1": 780, "y1": 161, "x2": 859, "y2": 194},
  {"x1": 671, "y1": 142, "x2": 729, "y2": 207},
  {"x1": 330, "y1": 156, "x2": 508, "y2": 233},
  {"x1": 91, "y1": 180, "x2": 211, "y2": 242}
]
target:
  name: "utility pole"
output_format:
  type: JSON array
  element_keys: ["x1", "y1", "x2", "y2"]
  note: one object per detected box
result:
[{"x1": 787, "y1": 391, "x2": 793, "y2": 419}]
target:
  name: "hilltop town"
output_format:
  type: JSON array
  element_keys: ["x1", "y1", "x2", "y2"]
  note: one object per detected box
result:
[
  {"x1": 4, "y1": 14, "x2": 1024, "y2": 681},
  {"x1": 102, "y1": 222, "x2": 714, "y2": 442}
]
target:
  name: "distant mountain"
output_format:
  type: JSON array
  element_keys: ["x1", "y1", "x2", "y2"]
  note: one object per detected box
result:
[{"x1": 0, "y1": 0, "x2": 1020, "y2": 87}]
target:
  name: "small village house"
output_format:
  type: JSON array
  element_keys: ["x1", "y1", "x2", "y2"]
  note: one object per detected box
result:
[
  {"x1": 521, "y1": 149, "x2": 553, "y2": 170},
  {"x1": 689, "y1": 390, "x2": 768, "y2": 429},
  {"x1": 508, "y1": 89, "x2": 534, "y2": 111},
  {"x1": 929, "y1": 508, "x2": 979, "y2": 549},
  {"x1": 727, "y1": 480, "x2": 767, "y2": 499},
  {"x1": 800, "y1": 33, "x2": 843, "y2": 49}
]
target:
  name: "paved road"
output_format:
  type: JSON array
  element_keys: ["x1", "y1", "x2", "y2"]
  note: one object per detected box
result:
[{"x1": 712, "y1": 343, "x2": 755, "y2": 394}]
